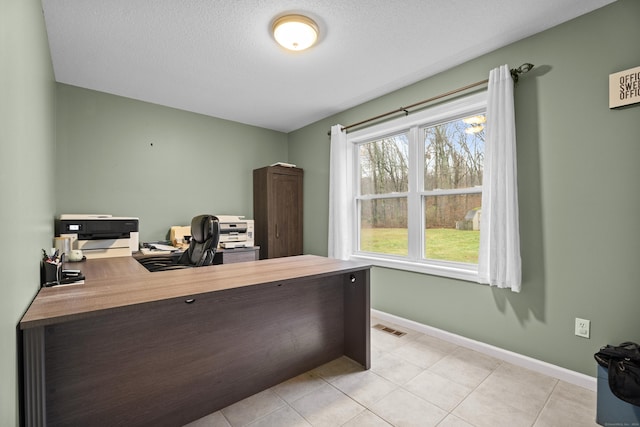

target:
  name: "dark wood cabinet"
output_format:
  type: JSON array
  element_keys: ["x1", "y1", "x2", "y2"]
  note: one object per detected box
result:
[{"x1": 253, "y1": 165, "x2": 303, "y2": 259}]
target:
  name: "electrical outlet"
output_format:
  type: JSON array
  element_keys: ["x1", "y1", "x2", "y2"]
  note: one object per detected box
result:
[{"x1": 575, "y1": 318, "x2": 590, "y2": 338}]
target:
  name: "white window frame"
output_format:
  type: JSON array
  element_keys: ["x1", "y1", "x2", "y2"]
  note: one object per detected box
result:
[{"x1": 347, "y1": 92, "x2": 487, "y2": 282}]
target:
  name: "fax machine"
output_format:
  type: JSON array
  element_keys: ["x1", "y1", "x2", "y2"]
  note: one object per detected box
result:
[{"x1": 56, "y1": 214, "x2": 139, "y2": 259}]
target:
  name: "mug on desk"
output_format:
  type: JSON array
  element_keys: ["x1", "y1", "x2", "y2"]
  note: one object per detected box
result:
[{"x1": 68, "y1": 249, "x2": 84, "y2": 262}]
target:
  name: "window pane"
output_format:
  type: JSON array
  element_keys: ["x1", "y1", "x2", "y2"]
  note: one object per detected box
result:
[
  {"x1": 360, "y1": 198, "x2": 407, "y2": 256},
  {"x1": 424, "y1": 194, "x2": 481, "y2": 263},
  {"x1": 424, "y1": 114, "x2": 484, "y2": 190},
  {"x1": 359, "y1": 134, "x2": 409, "y2": 195}
]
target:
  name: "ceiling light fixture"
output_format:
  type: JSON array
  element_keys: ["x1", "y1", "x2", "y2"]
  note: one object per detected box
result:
[
  {"x1": 463, "y1": 115, "x2": 486, "y2": 125},
  {"x1": 465, "y1": 124, "x2": 484, "y2": 134},
  {"x1": 272, "y1": 14, "x2": 319, "y2": 51},
  {"x1": 463, "y1": 115, "x2": 486, "y2": 134}
]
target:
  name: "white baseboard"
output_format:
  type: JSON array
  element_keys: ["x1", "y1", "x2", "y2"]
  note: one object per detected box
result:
[{"x1": 371, "y1": 309, "x2": 597, "y2": 391}]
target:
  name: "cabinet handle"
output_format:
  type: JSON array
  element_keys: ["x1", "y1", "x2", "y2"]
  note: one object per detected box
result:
[
  {"x1": 185, "y1": 298, "x2": 195, "y2": 304},
  {"x1": 275, "y1": 223, "x2": 280, "y2": 239},
  {"x1": 350, "y1": 274, "x2": 356, "y2": 283}
]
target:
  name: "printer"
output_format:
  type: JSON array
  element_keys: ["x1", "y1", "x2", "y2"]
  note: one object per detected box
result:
[
  {"x1": 56, "y1": 214, "x2": 139, "y2": 259},
  {"x1": 217, "y1": 215, "x2": 255, "y2": 249},
  {"x1": 170, "y1": 215, "x2": 254, "y2": 249}
]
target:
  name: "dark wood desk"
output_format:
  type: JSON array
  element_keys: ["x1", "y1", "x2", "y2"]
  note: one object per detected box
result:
[{"x1": 20, "y1": 255, "x2": 370, "y2": 427}]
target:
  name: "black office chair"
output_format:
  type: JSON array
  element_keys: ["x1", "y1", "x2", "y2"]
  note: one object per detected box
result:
[{"x1": 139, "y1": 215, "x2": 220, "y2": 272}]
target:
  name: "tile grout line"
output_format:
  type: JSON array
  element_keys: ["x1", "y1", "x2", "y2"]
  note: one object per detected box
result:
[
  {"x1": 530, "y1": 378, "x2": 560, "y2": 427},
  {"x1": 438, "y1": 359, "x2": 506, "y2": 427},
  {"x1": 279, "y1": 375, "x2": 334, "y2": 427}
]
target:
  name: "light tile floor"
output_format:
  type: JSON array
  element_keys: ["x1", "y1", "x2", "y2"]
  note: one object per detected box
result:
[{"x1": 184, "y1": 317, "x2": 598, "y2": 427}]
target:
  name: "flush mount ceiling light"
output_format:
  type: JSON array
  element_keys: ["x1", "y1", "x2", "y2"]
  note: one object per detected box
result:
[
  {"x1": 463, "y1": 115, "x2": 486, "y2": 134},
  {"x1": 272, "y1": 14, "x2": 319, "y2": 51}
]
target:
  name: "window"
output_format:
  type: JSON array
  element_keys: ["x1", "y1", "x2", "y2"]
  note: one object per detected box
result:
[
  {"x1": 358, "y1": 133, "x2": 409, "y2": 256},
  {"x1": 423, "y1": 115, "x2": 484, "y2": 263},
  {"x1": 349, "y1": 92, "x2": 487, "y2": 281}
]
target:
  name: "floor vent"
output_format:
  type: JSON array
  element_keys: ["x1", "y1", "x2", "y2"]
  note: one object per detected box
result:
[{"x1": 373, "y1": 324, "x2": 407, "y2": 337}]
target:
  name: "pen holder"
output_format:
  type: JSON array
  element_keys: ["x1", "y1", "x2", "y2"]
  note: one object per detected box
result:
[{"x1": 41, "y1": 261, "x2": 62, "y2": 287}]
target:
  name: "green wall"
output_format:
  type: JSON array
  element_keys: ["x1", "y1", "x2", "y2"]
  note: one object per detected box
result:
[
  {"x1": 56, "y1": 85, "x2": 288, "y2": 242},
  {"x1": 288, "y1": 0, "x2": 640, "y2": 376},
  {"x1": 0, "y1": 0, "x2": 56, "y2": 425}
]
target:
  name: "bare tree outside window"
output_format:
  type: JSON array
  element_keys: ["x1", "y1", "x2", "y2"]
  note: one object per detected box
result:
[
  {"x1": 360, "y1": 134, "x2": 409, "y2": 195},
  {"x1": 424, "y1": 117, "x2": 484, "y2": 191}
]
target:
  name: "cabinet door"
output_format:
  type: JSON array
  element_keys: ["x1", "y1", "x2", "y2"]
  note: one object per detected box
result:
[{"x1": 271, "y1": 171, "x2": 302, "y2": 258}]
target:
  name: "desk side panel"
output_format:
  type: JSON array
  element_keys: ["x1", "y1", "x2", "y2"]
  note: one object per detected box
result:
[
  {"x1": 343, "y1": 268, "x2": 371, "y2": 369},
  {"x1": 22, "y1": 328, "x2": 46, "y2": 427},
  {"x1": 43, "y1": 275, "x2": 345, "y2": 426}
]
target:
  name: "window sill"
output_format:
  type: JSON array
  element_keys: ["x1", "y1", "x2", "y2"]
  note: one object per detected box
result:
[{"x1": 351, "y1": 254, "x2": 480, "y2": 283}]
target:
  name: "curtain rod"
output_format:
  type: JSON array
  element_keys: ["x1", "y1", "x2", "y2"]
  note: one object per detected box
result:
[{"x1": 327, "y1": 63, "x2": 534, "y2": 136}]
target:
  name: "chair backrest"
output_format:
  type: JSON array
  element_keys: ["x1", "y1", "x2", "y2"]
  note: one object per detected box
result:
[{"x1": 179, "y1": 215, "x2": 220, "y2": 267}]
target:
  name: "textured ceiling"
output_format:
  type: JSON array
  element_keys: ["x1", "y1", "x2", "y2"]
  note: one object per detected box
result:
[{"x1": 42, "y1": 0, "x2": 616, "y2": 133}]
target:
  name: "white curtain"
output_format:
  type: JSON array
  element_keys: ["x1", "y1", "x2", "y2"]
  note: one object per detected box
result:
[
  {"x1": 328, "y1": 124, "x2": 352, "y2": 260},
  {"x1": 477, "y1": 64, "x2": 522, "y2": 291}
]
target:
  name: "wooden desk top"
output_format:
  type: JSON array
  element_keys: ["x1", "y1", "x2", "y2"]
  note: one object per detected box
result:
[{"x1": 20, "y1": 255, "x2": 369, "y2": 329}]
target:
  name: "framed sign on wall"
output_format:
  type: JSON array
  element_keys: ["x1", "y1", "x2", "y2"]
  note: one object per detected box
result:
[{"x1": 609, "y1": 66, "x2": 640, "y2": 109}]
